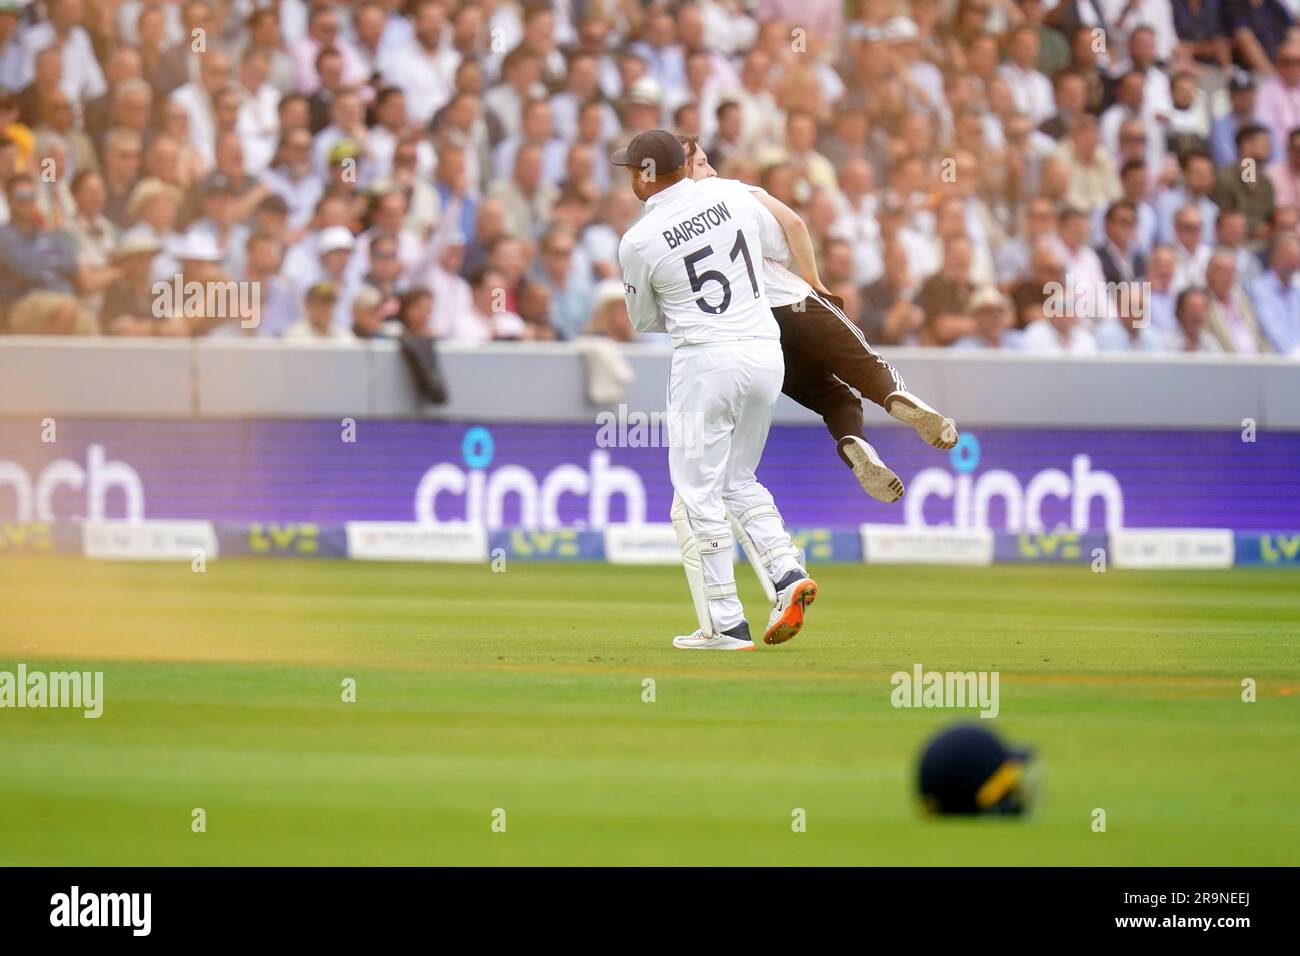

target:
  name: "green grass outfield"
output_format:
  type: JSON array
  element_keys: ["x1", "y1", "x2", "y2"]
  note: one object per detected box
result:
[{"x1": 1, "y1": 556, "x2": 1297, "y2": 866}]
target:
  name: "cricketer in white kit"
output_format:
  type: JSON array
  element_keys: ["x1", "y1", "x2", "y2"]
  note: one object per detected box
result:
[{"x1": 613, "y1": 130, "x2": 816, "y2": 651}]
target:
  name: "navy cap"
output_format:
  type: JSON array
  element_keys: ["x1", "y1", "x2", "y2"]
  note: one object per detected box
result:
[
  {"x1": 918, "y1": 724, "x2": 1034, "y2": 816},
  {"x1": 611, "y1": 129, "x2": 685, "y2": 174}
]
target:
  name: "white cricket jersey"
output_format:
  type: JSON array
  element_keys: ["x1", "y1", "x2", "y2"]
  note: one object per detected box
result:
[
  {"x1": 619, "y1": 176, "x2": 785, "y2": 347},
  {"x1": 746, "y1": 186, "x2": 814, "y2": 309}
]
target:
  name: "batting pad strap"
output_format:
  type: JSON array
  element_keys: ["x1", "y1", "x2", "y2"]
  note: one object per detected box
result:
[
  {"x1": 735, "y1": 504, "x2": 780, "y2": 528},
  {"x1": 704, "y1": 581, "x2": 737, "y2": 600}
]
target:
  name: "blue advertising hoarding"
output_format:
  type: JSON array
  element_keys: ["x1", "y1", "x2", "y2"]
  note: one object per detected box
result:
[{"x1": 0, "y1": 418, "x2": 1297, "y2": 532}]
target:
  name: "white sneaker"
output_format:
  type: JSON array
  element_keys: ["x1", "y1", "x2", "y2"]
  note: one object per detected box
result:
[
  {"x1": 672, "y1": 628, "x2": 756, "y2": 651},
  {"x1": 837, "y1": 436, "x2": 904, "y2": 503},
  {"x1": 885, "y1": 390, "x2": 958, "y2": 450},
  {"x1": 762, "y1": 575, "x2": 818, "y2": 646}
]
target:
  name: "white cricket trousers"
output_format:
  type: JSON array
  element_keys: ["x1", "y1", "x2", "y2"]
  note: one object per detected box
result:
[{"x1": 667, "y1": 340, "x2": 802, "y2": 632}]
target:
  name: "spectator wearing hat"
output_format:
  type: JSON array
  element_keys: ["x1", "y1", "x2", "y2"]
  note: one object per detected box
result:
[
  {"x1": 125, "y1": 177, "x2": 183, "y2": 282},
  {"x1": 582, "y1": 277, "x2": 635, "y2": 343},
  {"x1": 283, "y1": 280, "x2": 355, "y2": 343},
  {"x1": 952, "y1": 287, "x2": 1023, "y2": 351},
  {"x1": 306, "y1": 223, "x2": 359, "y2": 327},
  {"x1": 1211, "y1": 71, "x2": 1259, "y2": 168},
  {"x1": 99, "y1": 228, "x2": 168, "y2": 335},
  {"x1": 349, "y1": 284, "x2": 391, "y2": 340}
]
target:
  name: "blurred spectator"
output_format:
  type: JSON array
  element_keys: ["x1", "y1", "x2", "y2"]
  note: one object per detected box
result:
[
  {"x1": 916, "y1": 235, "x2": 976, "y2": 346},
  {"x1": 1247, "y1": 233, "x2": 1300, "y2": 354},
  {"x1": 1096, "y1": 284, "x2": 1164, "y2": 353},
  {"x1": 1171, "y1": 204, "x2": 1212, "y2": 291},
  {"x1": 283, "y1": 281, "x2": 354, "y2": 343},
  {"x1": 951, "y1": 286, "x2": 1022, "y2": 350},
  {"x1": 533, "y1": 225, "x2": 593, "y2": 340},
  {"x1": 1096, "y1": 200, "x2": 1146, "y2": 284},
  {"x1": 0, "y1": 172, "x2": 101, "y2": 334},
  {"x1": 1021, "y1": 300, "x2": 1098, "y2": 356},
  {"x1": 99, "y1": 228, "x2": 164, "y2": 335},
  {"x1": 1205, "y1": 249, "x2": 1271, "y2": 355},
  {"x1": 1168, "y1": 288, "x2": 1222, "y2": 352},
  {"x1": 1156, "y1": 150, "x2": 1219, "y2": 246},
  {"x1": 1210, "y1": 71, "x2": 1258, "y2": 168},
  {"x1": 583, "y1": 278, "x2": 635, "y2": 343},
  {"x1": 1211, "y1": 123, "x2": 1276, "y2": 239},
  {"x1": 1267, "y1": 127, "x2": 1300, "y2": 213}
]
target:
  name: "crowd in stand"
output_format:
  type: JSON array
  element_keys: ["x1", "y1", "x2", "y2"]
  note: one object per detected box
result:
[{"x1": 0, "y1": 0, "x2": 1298, "y2": 357}]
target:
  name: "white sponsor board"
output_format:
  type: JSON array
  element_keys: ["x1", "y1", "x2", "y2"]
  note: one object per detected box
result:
[
  {"x1": 345, "y1": 521, "x2": 488, "y2": 562},
  {"x1": 82, "y1": 520, "x2": 217, "y2": 560},
  {"x1": 1110, "y1": 529, "x2": 1234, "y2": 569},
  {"x1": 604, "y1": 524, "x2": 681, "y2": 565},
  {"x1": 862, "y1": 524, "x2": 995, "y2": 565}
]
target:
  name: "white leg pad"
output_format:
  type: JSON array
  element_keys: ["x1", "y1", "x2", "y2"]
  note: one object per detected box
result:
[{"x1": 729, "y1": 509, "x2": 777, "y2": 605}]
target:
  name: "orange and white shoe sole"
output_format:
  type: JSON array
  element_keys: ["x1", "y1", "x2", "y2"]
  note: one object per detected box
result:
[{"x1": 763, "y1": 579, "x2": 818, "y2": 646}]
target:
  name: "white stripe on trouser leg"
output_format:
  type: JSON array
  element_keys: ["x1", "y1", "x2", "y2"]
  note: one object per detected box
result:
[
  {"x1": 734, "y1": 503, "x2": 802, "y2": 583},
  {"x1": 808, "y1": 291, "x2": 906, "y2": 394}
]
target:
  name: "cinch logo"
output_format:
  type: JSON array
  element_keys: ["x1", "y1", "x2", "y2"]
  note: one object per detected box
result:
[
  {"x1": 0, "y1": 445, "x2": 144, "y2": 522},
  {"x1": 414, "y1": 427, "x2": 647, "y2": 529},
  {"x1": 904, "y1": 433, "x2": 1124, "y2": 532}
]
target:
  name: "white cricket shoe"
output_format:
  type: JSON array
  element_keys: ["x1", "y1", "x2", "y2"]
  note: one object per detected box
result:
[
  {"x1": 672, "y1": 626, "x2": 756, "y2": 651},
  {"x1": 837, "y1": 436, "x2": 904, "y2": 503},
  {"x1": 762, "y1": 573, "x2": 818, "y2": 646},
  {"x1": 885, "y1": 390, "x2": 959, "y2": 450}
]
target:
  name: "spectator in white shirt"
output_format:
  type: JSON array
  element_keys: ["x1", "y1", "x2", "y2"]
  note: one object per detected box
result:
[
  {"x1": 292, "y1": 3, "x2": 367, "y2": 95},
  {"x1": 1021, "y1": 299, "x2": 1100, "y2": 356},
  {"x1": 21, "y1": 0, "x2": 105, "y2": 112},
  {"x1": 998, "y1": 24, "x2": 1054, "y2": 127},
  {"x1": 382, "y1": 0, "x2": 459, "y2": 127},
  {"x1": 170, "y1": 47, "x2": 232, "y2": 174},
  {"x1": 235, "y1": 45, "x2": 281, "y2": 175},
  {"x1": 1170, "y1": 203, "x2": 1212, "y2": 292}
]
